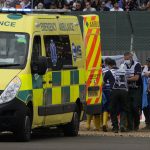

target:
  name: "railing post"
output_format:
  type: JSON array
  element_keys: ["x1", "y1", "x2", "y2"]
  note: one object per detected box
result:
[{"x1": 31, "y1": 0, "x2": 34, "y2": 9}]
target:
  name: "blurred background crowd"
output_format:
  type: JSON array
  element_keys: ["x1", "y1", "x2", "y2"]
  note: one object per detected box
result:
[{"x1": 0, "y1": 0, "x2": 150, "y2": 11}]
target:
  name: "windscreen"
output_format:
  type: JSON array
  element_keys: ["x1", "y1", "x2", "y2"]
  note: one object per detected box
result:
[{"x1": 0, "y1": 32, "x2": 29, "y2": 68}]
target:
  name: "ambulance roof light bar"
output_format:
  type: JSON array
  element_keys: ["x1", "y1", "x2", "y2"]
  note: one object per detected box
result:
[
  {"x1": 0, "y1": 8, "x2": 71, "y2": 14},
  {"x1": 0, "y1": 8, "x2": 31, "y2": 13}
]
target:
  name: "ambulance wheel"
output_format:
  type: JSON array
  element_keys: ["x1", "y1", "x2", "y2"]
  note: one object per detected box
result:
[
  {"x1": 63, "y1": 111, "x2": 80, "y2": 136},
  {"x1": 14, "y1": 113, "x2": 31, "y2": 142}
]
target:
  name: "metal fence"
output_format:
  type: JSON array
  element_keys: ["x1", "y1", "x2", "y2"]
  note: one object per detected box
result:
[
  {"x1": 99, "y1": 12, "x2": 150, "y2": 65},
  {"x1": 71, "y1": 11, "x2": 150, "y2": 64}
]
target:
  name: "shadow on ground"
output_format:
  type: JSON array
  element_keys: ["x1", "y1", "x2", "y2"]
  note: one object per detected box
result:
[{"x1": 0, "y1": 128, "x2": 65, "y2": 142}]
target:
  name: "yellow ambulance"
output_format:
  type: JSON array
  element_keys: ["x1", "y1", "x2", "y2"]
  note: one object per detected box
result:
[{"x1": 0, "y1": 9, "x2": 102, "y2": 141}]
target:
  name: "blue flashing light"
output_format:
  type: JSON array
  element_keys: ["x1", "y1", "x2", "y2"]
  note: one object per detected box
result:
[
  {"x1": 1, "y1": 8, "x2": 32, "y2": 13},
  {"x1": 22, "y1": 9, "x2": 32, "y2": 12}
]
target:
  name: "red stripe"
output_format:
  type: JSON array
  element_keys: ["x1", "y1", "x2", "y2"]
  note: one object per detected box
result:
[
  {"x1": 86, "y1": 36, "x2": 101, "y2": 86},
  {"x1": 95, "y1": 98, "x2": 99, "y2": 104},
  {"x1": 93, "y1": 44, "x2": 101, "y2": 68},
  {"x1": 86, "y1": 31, "x2": 101, "y2": 84},
  {"x1": 95, "y1": 87, "x2": 102, "y2": 104},
  {"x1": 94, "y1": 44, "x2": 102, "y2": 86},
  {"x1": 84, "y1": 16, "x2": 92, "y2": 48},
  {"x1": 86, "y1": 29, "x2": 100, "y2": 69},
  {"x1": 87, "y1": 44, "x2": 100, "y2": 84},
  {"x1": 96, "y1": 69, "x2": 102, "y2": 85},
  {"x1": 94, "y1": 70, "x2": 102, "y2": 104},
  {"x1": 86, "y1": 69, "x2": 95, "y2": 87},
  {"x1": 87, "y1": 98, "x2": 92, "y2": 105},
  {"x1": 91, "y1": 16, "x2": 96, "y2": 21},
  {"x1": 85, "y1": 16, "x2": 97, "y2": 50},
  {"x1": 86, "y1": 17, "x2": 101, "y2": 105},
  {"x1": 85, "y1": 15, "x2": 97, "y2": 47},
  {"x1": 87, "y1": 69, "x2": 102, "y2": 104},
  {"x1": 84, "y1": 17, "x2": 87, "y2": 24},
  {"x1": 85, "y1": 29, "x2": 92, "y2": 48},
  {"x1": 92, "y1": 48, "x2": 102, "y2": 104}
]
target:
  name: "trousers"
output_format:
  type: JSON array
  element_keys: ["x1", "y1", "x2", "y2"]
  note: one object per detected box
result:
[{"x1": 110, "y1": 89, "x2": 129, "y2": 129}]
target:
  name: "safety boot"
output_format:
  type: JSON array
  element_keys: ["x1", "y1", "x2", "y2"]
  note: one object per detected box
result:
[
  {"x1": 93, "y1": 115, "x2": 100, "y2": 131},
  {"x1": 100, "y1": 114, "x2": 103, "y2": 129},
  {"x1": 103, "y1": 112, "x2": 109, "y2": 132},
  {"x1": 86, "y1": 115, "x2": 92, "y2": 130}
]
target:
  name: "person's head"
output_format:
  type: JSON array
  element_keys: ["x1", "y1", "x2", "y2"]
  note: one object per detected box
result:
[
  {"x1": 106, "y1": 0, "x2": 112, "y2": 4},
  {"x1": 37, "y1": 2, "x2": 44, "y2": 9},
  {"x1": 83, "y1": 0, "x2": 88, "y2": 3},
  {"x1": 101, "y1": 1, "x2": 106, "y2": 8},
  {"x1": 76, "y1": 1, "x2": 82, "y2": 10},
  {"x1": 22, "y1": 0, "x2": 30, "y2": 5},
  {"x1": 146, "y1": 57, "x2": 150, "y2": 67},
  {"x1": 68, "y1": 1, "x2": 73, "y2": 9},
  {"x1": 49, "y1": 2, "x2": 57, "y2": 9},
  {"x1": 147, "y1": 1, "x2": 150, "y2": 8},
  {"x1": 63, "y1": 2, "x2": 70, "y2": 9},
  {"x1": 124, "y1": 52, "x2": 133, "y2": 65},
  {"x1": 50, "y1": 39, "x2": 54, "y2": 43},
  {"x1": 0, "y1": 0, "x2": 5, "y2": 3},
  {"x1": 114, "y1": 2, "x2": 119, "y2": 9},
  {"x1": 104, "y1": 57, "x2": 112, "y2": 67},
  {"x1": 85, "y1": 1, "x2": 91, "y2": 9},
  {"x1": 5, "y1": 0, "x2": 15, "y2": 8},
  {"x1": 57, "y1": 1, "x2": 63, "y2": 9},
  {"x1": 108, "y1": 59, "x2": 116, "y2": 69}
]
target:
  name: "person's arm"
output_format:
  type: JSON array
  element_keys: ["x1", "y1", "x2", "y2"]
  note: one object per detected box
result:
[
  {"x1": 127, "y1": 63, "x2": 141, "y2": 81},
  {"x1": 103, "y1": 72, "x2": 108, "y2": 84},
  {"x1": 143, "y1": 72, "x2": 150, "y2": 77},
  {"x1": 142, "y1": 65, "x2": 150, "y2": 77},
  {"x1": 127, "y1": 74, "x2": 139, "y2": 81}
]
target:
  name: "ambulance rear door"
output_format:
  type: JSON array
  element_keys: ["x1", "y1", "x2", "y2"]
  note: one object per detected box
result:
[{"x1": 83, "y1": 15, "x2": 102, "y2": 115}]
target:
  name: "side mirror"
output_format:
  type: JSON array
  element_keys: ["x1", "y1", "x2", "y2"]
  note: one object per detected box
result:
[{"x1": 31, "y1": 56, "x2": 47, "y2": 75}]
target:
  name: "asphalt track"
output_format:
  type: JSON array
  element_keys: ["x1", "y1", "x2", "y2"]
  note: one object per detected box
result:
[{"x1": 0, "y1": 131, "x2": 149, "y2": 150}]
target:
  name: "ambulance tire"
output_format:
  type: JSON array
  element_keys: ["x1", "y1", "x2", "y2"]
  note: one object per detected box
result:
[
  {"x1": 14, "y1": 111, "x2": 31, "y2": 142},
  {"x1": 63, "y1": 111, "x2": 80, "y2": 137}
]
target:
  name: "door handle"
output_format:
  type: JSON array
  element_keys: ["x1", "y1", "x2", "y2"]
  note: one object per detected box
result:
[
  {"x1": 42, "y1": 81, "x2": 46, "y2": 84},
  {"x1": 49, "y1": 81, "x2": 52, "y2": 84}
]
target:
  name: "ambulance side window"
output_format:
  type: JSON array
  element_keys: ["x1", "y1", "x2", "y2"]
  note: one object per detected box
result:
[
  {"x1": 32, "y1": 36, "x2": 42, "y2": 60},
  {"x1": 44, "y1": 35, "x2": 72, "y2": 70}
]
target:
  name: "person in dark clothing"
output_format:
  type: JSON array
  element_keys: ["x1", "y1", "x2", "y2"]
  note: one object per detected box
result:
[
  {"x1": 123, "y1": 52, "x2": 142, "y2": 131},
  {"x1": 104, "y1": 59, "x2": 117, "y2": 89},
  {"x1": 74, "y1": 0, "x2": 83, "y2": 11},
  {"x1": 99, "y1": 1, "x2": 110, "y2": 11},
  {"x1": 104, "y1": 59, "x2": 129, "y2": 133},
  {"x1": 103, "y1": 59, "x2": 116, "y2": 132},
  {"x1": 103, "y1": 57, "x2": 112, "y2": 69}
]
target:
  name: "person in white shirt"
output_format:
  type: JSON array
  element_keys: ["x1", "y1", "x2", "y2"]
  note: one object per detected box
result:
[
  {"x1": 110, "y1": 2, "x2": 124, "y2": 11},
  {"x1": 20, "y1": 0, "x2": 31, "y2": 9},
  {"x1": 35, "y1": 2, "x2": 44, "y2": 9},
  {"x1": 0, "y1": 0, "x2": 6, "y2": 8},
  {"x1": 2, "y1": 0, "x2": 15, "y2": 8},
  {"x1": 142, "y1": 57, "x2": 150, "y2": 130},
  {"x1": 83, "y1": 1, "x2": 96, "y2": 11},
  {"x1": 65, "y1": 0, "x2": 73, "y2": 3}
]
